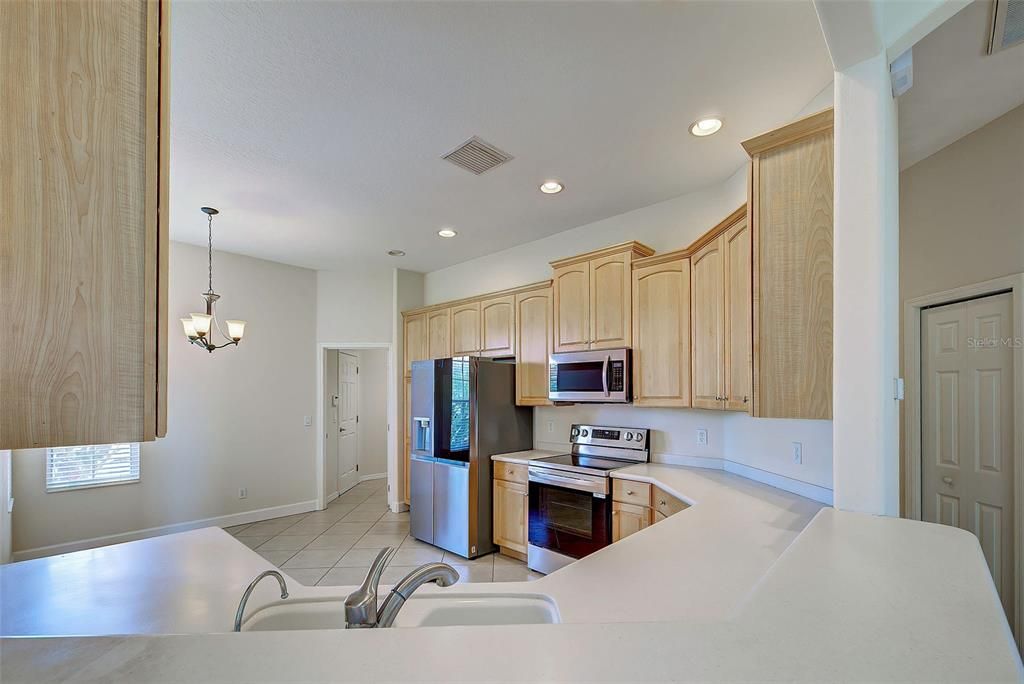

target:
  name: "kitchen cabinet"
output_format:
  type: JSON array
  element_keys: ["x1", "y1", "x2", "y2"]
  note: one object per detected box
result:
[
  {"x1": 403, "y1": 376, "x2": 412, "y2": 503},
  {"x1": 631, "y1": 254, "x2": 691, "y2": 407},
  {"x1": 404, "y1": 312, "x2": 428, "y2": 375},
  {"x1": 493, "y1": 462, "x2": 529, "y2": 558},
  {"x1": 723, "y1": 217, "x2": 752, "y2": 411},
  {"x1": 551, "y1": 242, "x2": 654, "y2": 353},
  {"x1": 652, "y1": 485, "x2": 689, "y2": 518},
  {"x1": 479, "y1": 295, "x2": 515, "y2": 357},
  {"x1": 515, "y1": 286, "x2": 553, "y2": 406},
  {"x1": 743, "y1": 108, "x2": 834, "y2": 419},
  {"x1": 426, "y1": 308, "x2": 451, "y2": 359},
  {"x1": 612, "y1": 501, "x2": 651, "y2": 542},
  {"x1": 691, "y1": 235, "x2": 726, "y2": 410},
  {"x1": 2, "y1": 0, "x2": 170, "y2": 449},
  {"x1": 451, "y1": 302, "x2": 480, "y2": 356}
]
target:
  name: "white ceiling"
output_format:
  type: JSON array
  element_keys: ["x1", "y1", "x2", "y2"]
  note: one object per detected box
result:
[
  {"x1": 898, "y1": 0, "x2": 1024, "y2": 170},
  {"x1": 170, "y1": 1, "x2": 833, "y2": 273}
]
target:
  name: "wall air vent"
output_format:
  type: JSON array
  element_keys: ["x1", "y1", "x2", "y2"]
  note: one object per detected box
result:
[
  {"x1": 442, "y1": 136, "x2": 513, "y2": 175},
  {"x1": 988, "y1": 0, "x2": 1024, "y2": 53}
]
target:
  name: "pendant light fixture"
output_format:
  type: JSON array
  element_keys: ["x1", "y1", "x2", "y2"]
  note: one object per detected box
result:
[{"x1": 181, "y1": 207, "x2": 247, "y2": 352}]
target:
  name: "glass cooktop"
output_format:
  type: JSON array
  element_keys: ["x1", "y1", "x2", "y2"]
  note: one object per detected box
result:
[{"x1": 533, "y1": 453, "x2": 631, "y2": 473}]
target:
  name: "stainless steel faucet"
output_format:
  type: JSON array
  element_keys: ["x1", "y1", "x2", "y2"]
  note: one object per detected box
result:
[
  {"x1": 234, "y1": 570, "x2": 289, "y2": 632},
  {"x1": 344, "y1": 547, "x2": 395, "y2": 628},
  {"x1": 344, "y1": 547, "x2": 459, "y2": 628}
]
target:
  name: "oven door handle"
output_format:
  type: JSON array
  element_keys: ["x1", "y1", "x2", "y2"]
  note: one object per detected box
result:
[
  {"x1": 602, "y1": 355, "x2": 610, "y2": 397},
  {"x1": 529, "y1": 469, "x2": 606, "y2": 495}
]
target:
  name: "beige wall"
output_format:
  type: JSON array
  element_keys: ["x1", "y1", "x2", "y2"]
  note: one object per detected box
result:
[
  {"x1": 11, "y1": 242, "x2": 318, "y2": 558},
  {"x1": 0, "y1": 450, "x2": 11, "y2": 563},
  {"x1": 356, "y1": 349, "x2": 388, "y2": 477},
  {"x1": 900, "y1": 104, "x2": 1024, "y2": 302}
]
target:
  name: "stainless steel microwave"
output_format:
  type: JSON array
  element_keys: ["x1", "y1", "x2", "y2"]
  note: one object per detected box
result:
[{"x1": 548, "y1": 348, "x2": 631, "y2": 403}]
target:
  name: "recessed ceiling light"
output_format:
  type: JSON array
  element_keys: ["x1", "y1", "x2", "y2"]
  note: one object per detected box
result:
[
  {"x1": 387, "y1": 249, "x2": 406, "y2": 257},
  {"x1": 438, "y1": 228, "x2": 457, "y2": 238},
  {"x1": 690, "y1": 118, "x2": 723, "y2": 137},
  {"x1": 539, "y1": 180, "x2": 564, "y2": 194}
]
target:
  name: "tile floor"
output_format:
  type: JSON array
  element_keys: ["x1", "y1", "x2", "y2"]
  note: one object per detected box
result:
[{"x1": 224, "y1": 479, "x2": 542, "y2": 587}]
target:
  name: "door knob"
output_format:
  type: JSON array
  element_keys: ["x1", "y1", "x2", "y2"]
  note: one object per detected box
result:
[{"x1": 942, "y1": 476, "x2": 954, "y2": 485}]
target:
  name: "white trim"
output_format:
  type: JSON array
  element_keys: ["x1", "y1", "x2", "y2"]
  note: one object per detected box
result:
[
  {"x1": 903, "y1": 273, "x2": 1024, "y2": 654},
  {"x1": 11, "y1": 499, "x2": 319, "y2": 562},
  {"x1": 315, "y1": 342, "x2": 395, "y2": 513},
  {"x1": 324, "y1": 490, "x2": 339, "y2": 505},
  {"x1": 359, "y1": 472, "x2": 387, "y2": 482}
]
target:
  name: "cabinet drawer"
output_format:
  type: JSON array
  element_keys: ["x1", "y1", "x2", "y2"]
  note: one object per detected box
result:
[
  {"x1": 652, "y1": 486, "x2": 688, "y2": 517},
  {"x1": 495, "y1": 462, "x2": 528, "y2": 484},
  {"x1": 612, "y1": 478, "x2": 651, "y2": 506}
]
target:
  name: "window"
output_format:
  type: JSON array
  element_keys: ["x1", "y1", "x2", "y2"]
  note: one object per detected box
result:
[{"x1": 45, "y1": 443, "x2": 140, "y2": 492}]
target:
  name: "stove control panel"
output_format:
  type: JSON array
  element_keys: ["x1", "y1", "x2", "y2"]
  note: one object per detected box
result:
[{"x1": 569, "y1": 424, "x2": 649, "y2": 450}]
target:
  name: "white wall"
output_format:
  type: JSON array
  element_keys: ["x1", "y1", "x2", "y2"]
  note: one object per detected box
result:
[
  {"x1": 317, "y1": 265, "x2": 395, "y2": 343},
  {"x1": 11, "y1": 242, "x2": 319, "y2": 558},
  {"x1": 0, "y1": 451, "x2": 11, "y2": 563},
  {"x1": 355, "y1": 348, "x2": 388, "y2": 477}
]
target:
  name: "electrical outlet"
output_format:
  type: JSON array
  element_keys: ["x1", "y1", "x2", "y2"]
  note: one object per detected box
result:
[
  {"x1": 792, "y1": 442, "x2": 803, "y2": 465},
  {"x1": 303, "y1": 415, "x2": 312, "y2": 427},
  {"x1": 546, "y1": 420, "x2": 555, "y2": 434},
  {"x1": 696, "y1": 428, "x2": 708, "y2": 446},
  {"x1": 238, "y1": 487, "x2": 248, "y2": 499}
]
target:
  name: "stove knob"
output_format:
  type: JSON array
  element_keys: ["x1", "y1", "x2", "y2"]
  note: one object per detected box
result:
[
  {"x1": 581, "y1": 429, "x2": 589, "y2": 437},
  {"x1": 570, "y1": 427, "x2": 580, "y2": 438},
  {"x1": 625, "y1": 432, "x2": 634, "y2": 441}
]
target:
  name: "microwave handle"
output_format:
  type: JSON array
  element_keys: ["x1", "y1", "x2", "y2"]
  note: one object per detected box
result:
[{"x1": 602, "y1": 355, "x2": 610, "y2": 397}]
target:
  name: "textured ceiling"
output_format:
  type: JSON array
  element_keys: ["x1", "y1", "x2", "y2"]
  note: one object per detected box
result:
[
  {"x1": 899, "y1": 0, "x2": 1024, "y2": 169},
  {"x1": 169, "y1": 1, "x2": 833, "y2": 272}
]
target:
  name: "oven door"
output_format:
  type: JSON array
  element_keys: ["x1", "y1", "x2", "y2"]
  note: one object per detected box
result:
[
  {"x1": 548, "y1": 349, "x2": 630, "y2": 403},
  {"x1": 527, "y1": 469, "x2": 611, "y2": 565}
]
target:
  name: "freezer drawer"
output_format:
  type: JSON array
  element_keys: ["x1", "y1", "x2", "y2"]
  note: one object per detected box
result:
[
  {"x1": 432, "y1": 459, "x2": 470, "y2": 557},
  {"x1": 409, "y1": 456, "x2": 434, "y2": 544}
]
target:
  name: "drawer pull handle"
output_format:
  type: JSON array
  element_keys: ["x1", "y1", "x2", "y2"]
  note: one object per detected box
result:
[
  {"x1": 626, "y1": 490, "x2": 634, "y2": 496},
  {"x1": 659, "y1": 500, "x2": 667, "y2": 506}
]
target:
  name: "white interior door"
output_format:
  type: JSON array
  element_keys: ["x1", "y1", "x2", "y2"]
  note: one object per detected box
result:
[
  {"x1": 921, "y1": 292, "x2": 1015, "y2": 630},
  {"x1": 337, "y1": 352, "x2": 360, "y2": 495}
]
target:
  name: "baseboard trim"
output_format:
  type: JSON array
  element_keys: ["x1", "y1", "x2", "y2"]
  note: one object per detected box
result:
[
  {"x1": 359, "y1": 472, "x2": 386, "y2": 482},
  {"x1": 325, "y1": 491, "x2": 340, "y2": 504},
  {"x1": 12, "y1": 499, "x2": 320, "y2": 562}
]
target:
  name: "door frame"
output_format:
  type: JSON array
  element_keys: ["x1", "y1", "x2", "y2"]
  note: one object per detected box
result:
[
  {"x1": 903, "y1": 273, "x2": 1024, "y2": 653},
  {"x1": 315, "y1": 342, "x2": 395, "y2": 512}
]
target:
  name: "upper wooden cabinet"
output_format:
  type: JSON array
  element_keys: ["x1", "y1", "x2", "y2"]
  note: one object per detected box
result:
[
  {"x1": 451, "y1": 303, "x2": 480, "y2": 356},
  {"x1": 631, "y1": 254, "x2": 691, "y2": 407},
  {"x1": 426, "y1": 308, "x2": 451, "y2": 359},
  {"x1": 515, "y1": 285, "x2": 553, "y2": 406},
  {"x1": 404, "y1": 312, "x2": 428, "y2": 375},
  {"x1": 551, "y1": 242, "x2": 654, "y2": 353},
  {"x1": 691, "y1": 235, "x2": 726, "y2": 410},
  {"x1": 743, "y1": 109, "x2": 834, "y2": 420},
  {"x1": 1, "y1": 0, "x2": 170, "y2": 450},
  {"x1": 723, "y1": 217, "x2": 752, "y2": 411},
  {"x1": 479, "y1": 295, "x2": 515, "y2": 357}
]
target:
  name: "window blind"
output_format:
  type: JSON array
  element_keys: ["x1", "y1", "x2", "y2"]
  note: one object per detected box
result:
[{"x1": 46, "y1": 443, "x2": 140, "y2": 492}]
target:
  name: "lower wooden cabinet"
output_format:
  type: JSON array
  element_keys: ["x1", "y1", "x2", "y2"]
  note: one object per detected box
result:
[
  {"x1": 493, "y1": 461, "x2": 529, "y2": 555},
  {"x1": 612, "y1": 501, "x2": 651, "y2": 542}
]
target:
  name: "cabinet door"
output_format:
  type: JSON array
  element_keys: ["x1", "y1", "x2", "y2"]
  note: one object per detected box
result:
[
  {"x1": 493, "y1": 479, "x2": 528, "y2": 553},
  {"x1": 590, "y1": 253, "x2": 631, "y2": 350},
  {"x1": 632, "y1": 258, "x2": 691, "y2": 407},
  {"x1": 515, "y1": 287, "x2": 553, "y2": 406},
  {"x1": 723, "y1": 218, "x2": 752, "y2": 412},
  {"x1": 691, "y1": 236, "x2": 726, "y2": 410},
  {"x1": 480, "y1": 295, "x2": 515, "y2": 357},
  {"x1": 404, "y1": 313, "x2": 428, "y2": 375},
  {"x1": 612, "y1": 501, "x2": 650, "y2": 542},
  {"x1": 552, "y1": 264, "x2": 590, "y2": 352},
  {"x1": 450, "y1": 302, "x2": 481, "y2": 355},
  {"x1": 426, "y1": 308, "x2": 451, "y2": 359},
  {"x1": 2, "y1": 0, "x2": 169, "y2": 448}
]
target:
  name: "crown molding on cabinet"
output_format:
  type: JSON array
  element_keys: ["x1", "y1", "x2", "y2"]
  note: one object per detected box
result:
[
  {"x1": 740, "y1": 107, "x2": 834, "y2": 157},
  {"x1": 548, "y1": 240, "x2": 655, "y2": 269}
]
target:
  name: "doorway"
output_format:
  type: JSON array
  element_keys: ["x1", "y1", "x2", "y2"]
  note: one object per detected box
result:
[
  {"x1": 905, "y1": 275, "x2": 1023, "y2": 648},
  {"x1": 336, "y1": 352, "x2": 360, "y2": 496}
]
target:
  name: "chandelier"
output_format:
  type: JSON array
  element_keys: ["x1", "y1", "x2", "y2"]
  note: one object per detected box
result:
[{"x1": 180, "y1": 207, "x2": 247, "y2": 352}]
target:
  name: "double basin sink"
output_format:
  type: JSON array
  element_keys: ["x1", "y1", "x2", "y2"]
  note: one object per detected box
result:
[{"x1": 242, "y1": 593, "x2": 560, "y2": 631}]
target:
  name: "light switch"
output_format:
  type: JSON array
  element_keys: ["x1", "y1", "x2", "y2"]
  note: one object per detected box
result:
[{"x1": 303, "y1": 416, "x2": 312, "y2": 427}]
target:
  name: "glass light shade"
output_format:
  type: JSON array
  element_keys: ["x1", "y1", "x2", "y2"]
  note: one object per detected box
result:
[
  {"x1": 180, "y1": 317, "x2": 198, "y2": 339},
  {"x1": 226, "y1": 319, "x2": 246, "y2": 341},
  {"x1": 190, "y1": 313, "x2": 212, "y2": 336}
]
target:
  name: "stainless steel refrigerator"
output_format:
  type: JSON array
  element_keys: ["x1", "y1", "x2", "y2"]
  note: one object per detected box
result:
[{"x1": 409, "y1": 357, "x2": 533, "y2": 559}]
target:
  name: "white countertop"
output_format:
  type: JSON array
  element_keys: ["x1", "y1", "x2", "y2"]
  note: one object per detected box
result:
[
  {"x1": 491, "y1": 448, "x2": 560, "y2": 464},
  {"x1": 3, "y1": 463, "x2": 1021, "y2": 682}
]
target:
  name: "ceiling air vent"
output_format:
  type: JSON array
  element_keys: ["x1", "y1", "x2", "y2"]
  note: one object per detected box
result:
[
  {"x1": 988, "y1": 0, "x2": 1024, "y2": 53},
  {"x1": 442, "y1": 136, "x2": 513, "y2": 175}
]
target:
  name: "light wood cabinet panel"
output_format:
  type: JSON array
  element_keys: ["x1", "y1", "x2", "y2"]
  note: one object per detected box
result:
[
  {"x1": 612, "y1": 501, "x2": 651, "y2": 542},
  {"x1": 493, "y1": 479, "x2": 528, "y2": 554},
  {"x1": 589, "y1": 253, "x2": 631, "y2": 350},
  {"x1": 495, "y1": 461, "x2": 528, "y2": 485},
  {"x1": 632, "y1": 256, "x2": 691, "y2": 407},
  {"x1": 426, "y1": 308, "x2": 451, "y2": 359},
  {"x1": 691, "y1": 236, "x2": 726, "y2": 410},
  {"x1": 653, "y1": 510, "x2": 668, "y2": 523},
  {"x1": 480, "y1": 295, "x2": 515, "y2": 357},
  {"x1": 612, "y1": 478, "x2": 652, "y2": 506},
  {"x1": 515, "y1": 287, "x2": 553, "y2": 406},
  {"x1": 404, "y1": 312, "x2": 428, "y2": 375},
  {"x1": 1, "y1": 0, "x2": 169, "y2": 449},
  {"x1": 652, "y1": 486, "x2": 689, "y2": 518},
  {"x1": 403, "y1": 377, "x2": 412, "y2": 503},
  {"x1": 724, "y1": 217, "x2": 752, "y2": 412},
  {"x1": 552, "y1": 264, "x2": 590, "y2": 352},
  {"x1": 744, "y1": 110, "x2": 834, "y2": 419},
  {"x1": 450, "y1": 303, "x2": 480, "y2": 356}
]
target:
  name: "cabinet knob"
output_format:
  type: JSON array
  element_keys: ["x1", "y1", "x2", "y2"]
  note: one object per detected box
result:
[
  {"x1": 626, "y1": 490, "x2": 634, "y2": 495},
  {"x1": 742, "y1": 396, "x2": 749, "y2": 404},
  {"x1": 659, "y1": 500, "x2": 667, "y2": 506},
  {"x1": 942, "y1": 476, "x2": 954, "y2": 486}
]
